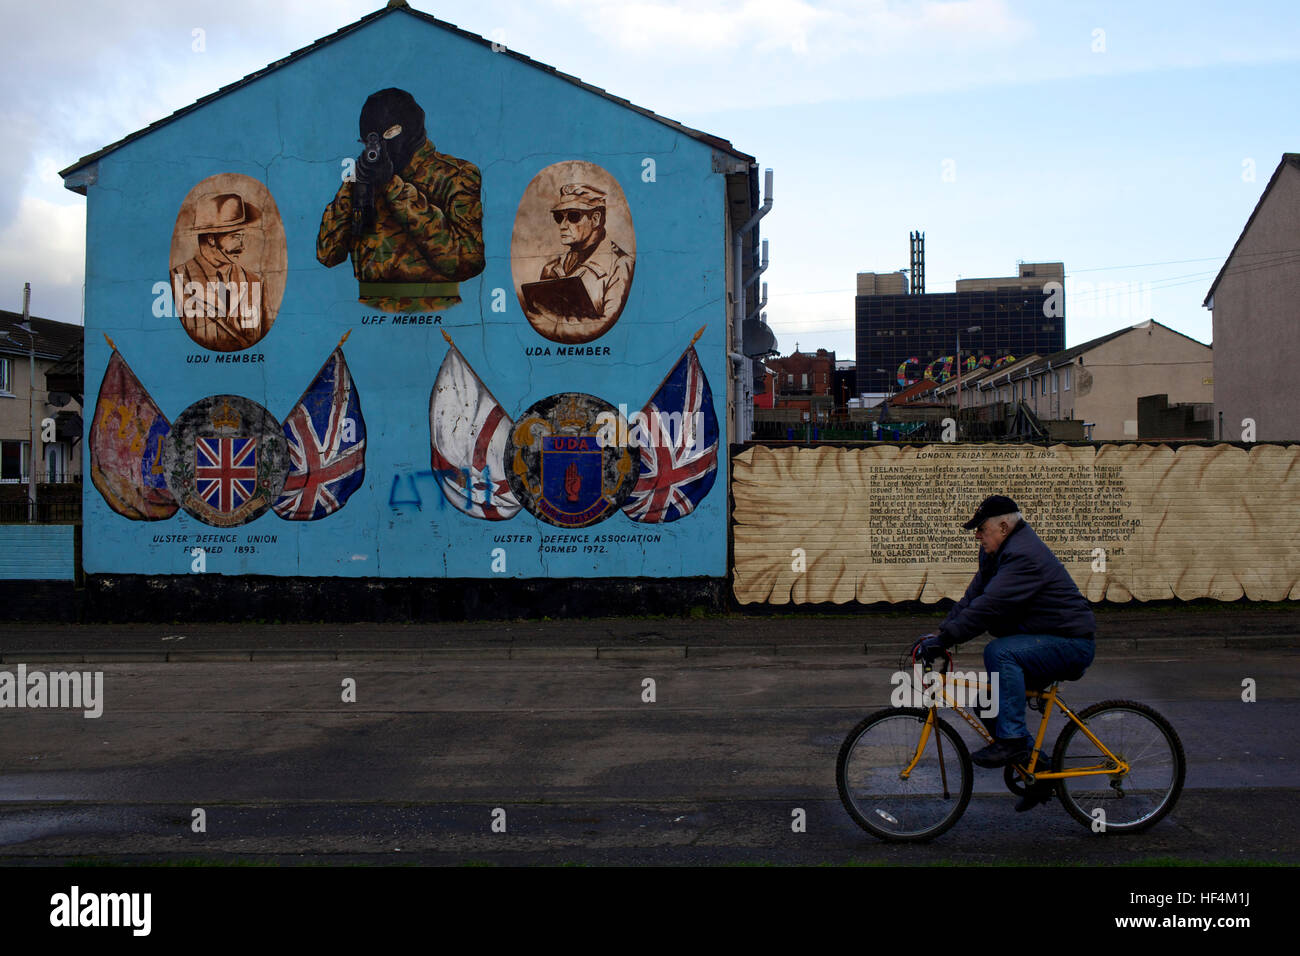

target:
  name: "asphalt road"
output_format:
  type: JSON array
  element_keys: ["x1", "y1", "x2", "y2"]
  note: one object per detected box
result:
[{"x1": 0, "y1": 645, "x2": 1295, "y2": 865}]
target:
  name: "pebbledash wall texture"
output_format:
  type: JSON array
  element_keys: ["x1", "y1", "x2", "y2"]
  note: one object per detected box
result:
[{"x1": 62, "y1": 5, "x2": 754, "y2": 617}]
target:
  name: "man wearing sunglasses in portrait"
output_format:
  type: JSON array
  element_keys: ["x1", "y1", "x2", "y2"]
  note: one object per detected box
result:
[
  {"x1": 911, "y1": 495, "x2": 1096, "y2": 810},
  {"x1": 529, "y1": 183, "x2": 634, "y2": 339}
]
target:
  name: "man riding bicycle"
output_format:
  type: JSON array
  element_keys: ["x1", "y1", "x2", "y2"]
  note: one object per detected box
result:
[{"x1": 912, "y1": 495, "x2": 1096, "y2": 809}]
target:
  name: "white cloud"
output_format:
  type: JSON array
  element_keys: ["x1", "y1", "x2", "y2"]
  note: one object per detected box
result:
[
  {"x1": 550, "y1": 0, "x2": 826, "y2": 54},
  {"x1": 547, "y1": 0, "x2": 1031, "y2": 57},
  {"x1": 0, "y1": 196, "x2": 86, "y2": 321}
]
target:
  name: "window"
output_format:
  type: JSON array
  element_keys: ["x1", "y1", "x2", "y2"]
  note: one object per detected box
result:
[
  {"x1": 1063, "y1": 368, "x2": 1071, "y2": 390},
  {"x1": 0, "y1": 356, "x2": 12, "y2": 394},
  {"x1": 1030, "y1": 378, "x2": 1036, "y2": 398},
  {"x1": 1052, "y1": 372, "x2": 1059, "y2": 393},
  {"x1": 1, "y1": 440, "x2": 29, "y2": 482},
  {"x1": 801, "y1": 373, "x2": 808, "y2": 389}
]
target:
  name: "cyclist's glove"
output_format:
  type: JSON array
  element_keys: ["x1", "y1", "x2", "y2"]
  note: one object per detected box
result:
[{"x1": 911, "y1": 633, "x2": 946, "y2": 663}]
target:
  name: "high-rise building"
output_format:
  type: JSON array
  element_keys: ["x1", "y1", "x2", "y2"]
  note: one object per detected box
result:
[{"x1": 854, "y1": 260, "x2": 1065, "y2": 397}]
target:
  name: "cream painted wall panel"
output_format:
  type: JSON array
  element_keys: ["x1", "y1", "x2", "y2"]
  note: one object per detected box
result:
[{"x1": 733, "y1": 442, "x2": 1300, "y2": 605}]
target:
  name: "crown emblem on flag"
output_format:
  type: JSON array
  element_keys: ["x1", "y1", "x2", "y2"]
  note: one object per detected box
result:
[
  {"x1": 555, "y1": 395, "x2": 586, "y2": 430},
  {"x1": 210, "y1": 400, "x2": 241, "y2": 430}
]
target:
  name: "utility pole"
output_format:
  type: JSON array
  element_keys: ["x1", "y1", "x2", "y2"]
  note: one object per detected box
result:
[
  {"x1": 23, "y1": 283, "x2": 36, "y2": 519},
  {"x1": 955, "y1": 325, "x2": 980, "y2": 414}
]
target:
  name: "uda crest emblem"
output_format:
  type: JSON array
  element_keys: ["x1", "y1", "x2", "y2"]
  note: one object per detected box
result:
[{"x1": 506, "y1": 393, "x2": 636, "y2": 527}]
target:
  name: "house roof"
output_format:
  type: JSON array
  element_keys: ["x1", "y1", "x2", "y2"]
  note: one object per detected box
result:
[
  {"x1": 972, "y1": 354, "x2": 1043, "y2": 390},
  {"x1": 1203, "y1": 153, "x2": 1300, "y2": 306},
  {"x1": 890, "y1": 379, "x2": 938, "y2": 404},
  {"x1": 0, "y1": 311, "x2": 84, "y2": 362},
  {"x1": 1013, "y1": 320, "x2": 1208, "y2": 378},
  {"x1": 932, "y1": 364, "x2": 999, "y2": 394},
  {"x1": 1016, "y1": 327, "x2": 1134, "y2": 377},
  {"x1": 60, "y1": 0, "x2": 754, "y2": 191},
  {"x1": 44, "y1": 340, "x2": 85, "y2": 398}
]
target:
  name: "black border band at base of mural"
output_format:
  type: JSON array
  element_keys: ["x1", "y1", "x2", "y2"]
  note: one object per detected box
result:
[
  {"x1": 2, "y1": 576, "x2": 729, "y2": 624},
  {"x1": 6, "y1": 578, "x2": 1297, "y2": 626}
]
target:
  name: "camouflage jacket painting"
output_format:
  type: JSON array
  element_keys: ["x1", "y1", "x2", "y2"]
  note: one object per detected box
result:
[{"x1": 317, "y1": 138, "x2": 485, "y2": 313}]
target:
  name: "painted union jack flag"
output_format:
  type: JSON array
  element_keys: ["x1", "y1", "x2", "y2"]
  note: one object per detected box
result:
[
  {"x1": 195, "y1": 437, "x2": 257, "y2": 513},
  {"x1": 622, "y1": 345, "x2": 720, "y2": 523},
  {"x1": 273, "y1": 349, "x2": 366, "y2": 521}
]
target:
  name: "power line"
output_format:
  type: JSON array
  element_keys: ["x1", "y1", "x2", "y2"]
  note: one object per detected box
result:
[{"x1": 767, "y1": 248, "x2": 1300, "y2": 299}]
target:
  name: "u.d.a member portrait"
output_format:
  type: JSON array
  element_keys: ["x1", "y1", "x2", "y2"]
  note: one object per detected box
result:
[{"x1": 512, "y1": 161, "x2": 636, "y2": 345}]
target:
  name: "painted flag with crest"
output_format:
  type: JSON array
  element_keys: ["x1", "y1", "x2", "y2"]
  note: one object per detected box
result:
[
  {"x1": 429, "y1": 339, "x2": 521, "y2": 521},
  {"x1": 273, "y1": 341, "x2": 366, "y2": 520},
  {"x1": 622, "y1": 340, "x2": 719, "y2": 523},
  {"x1": 90, "y1": 341, "x2": 178, "y2": 520}
]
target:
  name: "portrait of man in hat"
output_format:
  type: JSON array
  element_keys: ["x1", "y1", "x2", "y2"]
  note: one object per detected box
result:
[
  {"x1": 317, "y1": 87, "x2": 485, "y2": 313},
  {"x1": 523, "y1": 182, "x2": 634, "y2": 343},
  {"x1": 171, "y1": 191, "x2": 272, "y2": 352}
]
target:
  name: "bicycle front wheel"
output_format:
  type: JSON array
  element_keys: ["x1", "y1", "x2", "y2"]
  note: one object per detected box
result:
[
  {"x1": 837, "y1": 707, "x2": 973, "y2": 842},
  {"x1": 1052, "y1": 700, "x2": 1186, "y2": 833}
]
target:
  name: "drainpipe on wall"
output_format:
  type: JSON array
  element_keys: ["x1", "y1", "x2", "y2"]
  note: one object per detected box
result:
[
  {"x1": 1045, "y1": 359, "x2": 1055, "y2": 420},
  {"x1": 744, "y1": 239, "x2": 769, "y2": 293},
  {"x1": 746, "y1": 282, "x2": 768, "y2": 322},
  {"x1": 733, "y1": 169, "x2": 773, "y2": 443}
]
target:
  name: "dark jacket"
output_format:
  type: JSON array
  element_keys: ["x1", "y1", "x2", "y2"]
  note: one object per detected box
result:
[{"x1": 938, "y1": 519, "x2": 1095, "y2": 648}]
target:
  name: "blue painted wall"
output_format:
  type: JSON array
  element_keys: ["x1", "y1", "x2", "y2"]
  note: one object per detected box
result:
[
  {"x1": 80, "y1": 11, "x2": 733, "y2": 579},
  {"x1": 0, "y1": 525, "x2": 74, "y2": 580}
]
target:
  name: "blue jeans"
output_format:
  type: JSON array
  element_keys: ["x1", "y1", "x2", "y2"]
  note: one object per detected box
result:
[{"x1": 983, "y1": 634, "x2": 1096, "y2": 741}]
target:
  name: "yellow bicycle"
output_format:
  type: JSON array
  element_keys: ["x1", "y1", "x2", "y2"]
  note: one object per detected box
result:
[{"x1": 836, "y1": 647, "x2": 1186, "y2": 841}]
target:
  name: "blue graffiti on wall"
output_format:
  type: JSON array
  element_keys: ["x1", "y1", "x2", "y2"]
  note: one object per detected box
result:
[{"x1": 388, "y1": 468, "x2": 504, "y2": 511}]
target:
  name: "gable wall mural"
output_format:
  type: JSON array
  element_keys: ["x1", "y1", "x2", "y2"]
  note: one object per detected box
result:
[{"x1": 80, "y1": 14, "x2": 734, "y2": 579}]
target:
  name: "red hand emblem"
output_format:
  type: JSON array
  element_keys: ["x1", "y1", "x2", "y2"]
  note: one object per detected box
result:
[{"x1": 565, "y1": 461, "x2": 581, "y2": 502}]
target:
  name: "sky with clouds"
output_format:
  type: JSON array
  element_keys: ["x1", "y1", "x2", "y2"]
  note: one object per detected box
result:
[{"x1": 3, "y1": 0, "x2": 1298, "y2": 361}]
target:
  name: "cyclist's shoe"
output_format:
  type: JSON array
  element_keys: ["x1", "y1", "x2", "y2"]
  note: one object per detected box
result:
[
  {"x1": 972, "y1": 736, "x2": 1031, "y2": 768},
  {"x1": 1015, "y1": 781, "x2": 1055, "y2": 812}
]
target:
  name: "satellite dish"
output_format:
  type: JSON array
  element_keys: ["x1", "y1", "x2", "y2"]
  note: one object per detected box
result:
[{"x1": 742, "y1": 318, "x2": 777, "y2": 358}]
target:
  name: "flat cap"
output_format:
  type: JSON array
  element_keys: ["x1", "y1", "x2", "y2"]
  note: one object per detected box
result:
[{"x1": 552, "y1": 183, "x2": 607, "y2": 212}]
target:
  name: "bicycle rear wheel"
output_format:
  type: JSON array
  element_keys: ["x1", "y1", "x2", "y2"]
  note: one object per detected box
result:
[
  {"x1": 1052, "y1": 699, "x2": 1186, "y2": 833},
  {"x1": 837, "y1": 707, "x2": 973, "y2": 842}
]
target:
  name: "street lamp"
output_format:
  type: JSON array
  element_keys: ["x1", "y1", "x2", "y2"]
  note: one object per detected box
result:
[
  {"x1": 955, "y1": 325, "x2": 981, "y2": 412},
  {"x1": 0, "y1": 283, "x2": 37, "y2": 517}
]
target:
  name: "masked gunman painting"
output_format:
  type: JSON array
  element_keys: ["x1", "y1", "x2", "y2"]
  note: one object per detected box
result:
[
  {"x1": 511, "y1": 161, "x2": 636, "y2": 344},
  {"x1": 317, "y1": 87, "x2": 486, "y2": 314},
  {"x1": 169, "y1": 174, "x2": 287, "y2": 352}
]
